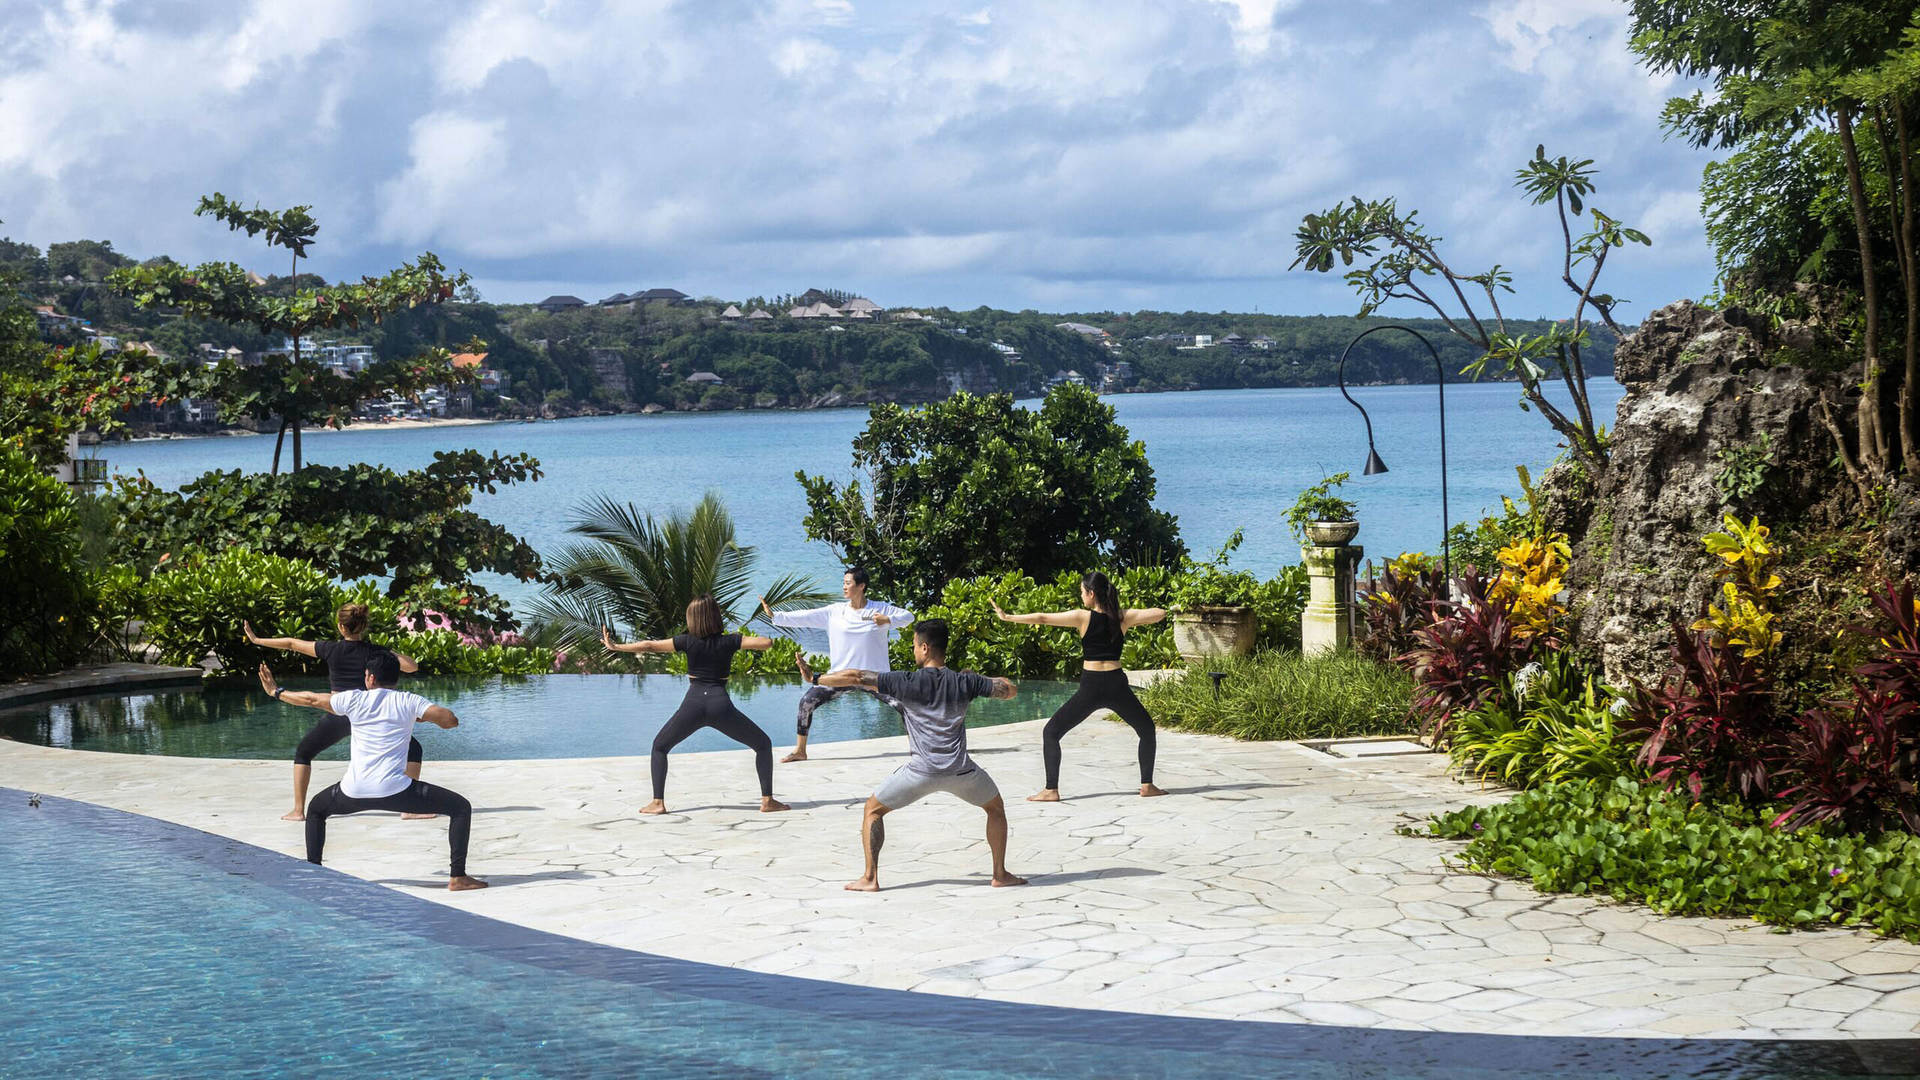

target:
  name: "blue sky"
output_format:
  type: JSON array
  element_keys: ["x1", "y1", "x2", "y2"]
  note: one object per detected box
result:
[{"x1": 1, "y1": 0, "x2": 1715, "y2": 319}]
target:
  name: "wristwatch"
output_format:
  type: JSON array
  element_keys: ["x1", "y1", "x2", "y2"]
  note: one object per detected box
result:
[{"x1": 273, "y1": 687, "x2": 286, "y2": 700}]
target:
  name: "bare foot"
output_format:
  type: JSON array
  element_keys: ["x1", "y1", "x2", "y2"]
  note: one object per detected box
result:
[
  {"x1": 448, "y1": 875, "x2": 489, "y2": 892},
  {"x1": 794, "y1": 653, "x2": 815, "y2": 682},
  {"x1": 761, "y1": 797, "x2": 791, "y2": 812},
  {"x1": 401, "y1": 812, "x2": 439, "y2": 820},
  {"x1": 844, "y1": 877, "x2": 880, "y2": 892},
  {"x1": 639, "y1": 799, "x2": 668, "y2": 815},
  {"x1": 281, "y1": 809, "x2": 306, "y2": 822},
  {"x1": 1026, "y1": 789, "x2": 1061, "y2": 802},
  {"x1": 992, "y1": 873, "x2": 1029, "y2": 887},
  {"x1": 1140, "y1": 784, "x2": 1169, "y2": 797},
  {"x1": 781, "y1": 750, "x2": 808, "y2": 763}
]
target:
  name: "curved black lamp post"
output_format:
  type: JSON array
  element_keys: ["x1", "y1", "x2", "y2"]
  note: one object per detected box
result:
[{"x1": 1335, "y1": 325, "x2": 1450, "y2": 580}]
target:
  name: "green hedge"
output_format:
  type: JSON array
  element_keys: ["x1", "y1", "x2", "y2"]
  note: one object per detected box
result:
[
  {"x1": 1424, "y1": 777, "x2": 1920, "y2": 941},
  {"x1": 0, "y1": 449, "x2": 96, "y2": 679},
  {"x1": 1137, "y1": 650, "x2": 1414, "y2": 741},
  {"x1": 884, "y1": 564, "x2": 1307, "y2": 678}
]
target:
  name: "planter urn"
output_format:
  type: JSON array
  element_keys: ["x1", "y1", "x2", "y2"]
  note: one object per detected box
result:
[
  {"x1": 1302, "y1": 522, "x2": 1364, "y2": 656},
  {"x1": 1171, "y1": 605, "x2": 1257, "y2": 663},
  {"x1": 1304, "y1": 519, "x2": 1360, "y2": 546}
]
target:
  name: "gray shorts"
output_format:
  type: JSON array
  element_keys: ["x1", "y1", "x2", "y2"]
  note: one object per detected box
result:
[{"x1": 874, "y1": 764, "x2": 1001, "y2": 810}]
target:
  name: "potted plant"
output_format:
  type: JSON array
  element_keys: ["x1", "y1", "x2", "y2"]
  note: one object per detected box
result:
[
  {"x1": 1169, "y1": 532, "x2": 1260, "y2": 662},
  {"x1": 1286, "y1": 472, "x2": 1359, "y2": 547}
]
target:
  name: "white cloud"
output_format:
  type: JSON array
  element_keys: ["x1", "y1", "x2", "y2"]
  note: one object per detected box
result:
[{"x1": 0, "y1": 0, "x2": 1718, "y2": 315}]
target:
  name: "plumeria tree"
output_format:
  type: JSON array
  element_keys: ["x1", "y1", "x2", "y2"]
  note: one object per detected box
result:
[
  {"x1": 1292, "y1": 147, "x2": 1649, "y2": 467},
  {"x1": 109, "y1": 195, "x2": 476, "y2": 473}
]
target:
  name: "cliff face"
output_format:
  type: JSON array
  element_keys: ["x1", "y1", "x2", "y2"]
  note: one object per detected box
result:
[{"x1": 1556, "y1": 300, "x2": 1850, "y2": 687}]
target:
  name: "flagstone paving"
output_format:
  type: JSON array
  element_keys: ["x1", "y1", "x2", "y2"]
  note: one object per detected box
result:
[{"x1": 6, "y1": 715, "x2": 1918, "y2": 1039}]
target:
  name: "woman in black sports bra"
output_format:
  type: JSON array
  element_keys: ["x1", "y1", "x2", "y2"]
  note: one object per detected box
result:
[
  {"x1": 993, "y1": 571, "x2": 1168, "y2": 802},
  {"x1": 601, "y1": 595, "x2": 790, "y2": 816}
]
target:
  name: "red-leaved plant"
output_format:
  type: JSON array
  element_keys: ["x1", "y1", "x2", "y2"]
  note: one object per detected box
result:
[
  {"x1": 1771, "y1": 581, "x2": 1920, "y2": 832},
  {"x1": 1357, "y1": 560, "x2": 1449, "y2": 663},
  {"x1": 1401, "y1": 569, "x2": 1540, "y2": 745},
  {"x1": 1624, "y1": 624, "x2": 1778, "y2": 801}
]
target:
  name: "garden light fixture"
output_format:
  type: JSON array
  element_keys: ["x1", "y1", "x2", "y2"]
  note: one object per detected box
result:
[{"x1": 1334, "y1": 325, "x2": 1451, "y2": 579}]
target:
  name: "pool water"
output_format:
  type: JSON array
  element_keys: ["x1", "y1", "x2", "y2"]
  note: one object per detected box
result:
[
  {"x1": 2, "y1": 791, "x2": 1911, "y2": 1079},
  {"x1": 0, "y1": 674, "x2": 1077, "y2": 759}
]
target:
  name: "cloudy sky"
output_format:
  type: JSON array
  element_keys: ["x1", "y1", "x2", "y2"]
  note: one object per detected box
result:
[{"x1": 1, "y1": 0, "x2": 1715, "y2": 317}]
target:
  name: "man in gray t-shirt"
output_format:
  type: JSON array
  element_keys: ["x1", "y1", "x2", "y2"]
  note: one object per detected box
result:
[{"x1": 816, "y1": 619, "x2": 1027, "y2": 892}]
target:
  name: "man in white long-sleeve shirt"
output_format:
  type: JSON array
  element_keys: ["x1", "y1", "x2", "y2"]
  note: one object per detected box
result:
[{"x1": 760, "y1": 567, "x2": 912, "y2": 762}]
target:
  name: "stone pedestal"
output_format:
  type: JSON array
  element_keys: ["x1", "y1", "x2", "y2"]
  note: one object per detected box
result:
[{"x1": 1302, "y1": 543, "x2": 1364, "y2": 657}]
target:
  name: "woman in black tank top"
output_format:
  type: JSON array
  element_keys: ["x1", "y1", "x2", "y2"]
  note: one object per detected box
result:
[
  {"x1": 993, "y1": 570, "x2": 1168, "y2": 801},
  {"x1": 601, "y1": 595, "x2": 790, "y2": 816}
]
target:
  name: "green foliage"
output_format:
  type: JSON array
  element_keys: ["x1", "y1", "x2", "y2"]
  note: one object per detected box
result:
[
  {"x1": 798, "y1": 385, "x2": 1185, "y2": 606},
  {"x1": 1445, "y1": 465, "x2": 1543, "y2": 572},
  {"x1": 1448, "y1": 655, "x2": 1638, "y2": 788},
  {"x1": 1137, "y1": 650, "x2": 1415, "y2": 741},
  {"x1": 141, "y1": 548, "x2": 337, "y2": 675},
  {"x1": 894, "y1": 561, "x2": 1307, "y2": 678},
  {"x1": 389, "y1": 630, "x2": 556, "y2": 677},
  {"x1": 107, "y1": 194, "x2": 474, "y2": 472},
  {"x1": 1292, "y1": 146, "x2": 1640, "y2": 466},
  {"x1": 108, "y1": 450, "x2": 545, "y2": 627},
  {"x1": 1283, "y1": 473, "x2": 1356, "y2": 543},
  {"x1": 1425, "y1": 777, "x2": 1920, "y2": 941},
  {"x1": 1713, "y1": 432, "x2": 1777, "y2": 507},
  {"x1": 528, "y1": 492, "x2": 831, "y2": 657},
  {"x1": 0, "y1": 449, "x2": 96, "y2": 678}
]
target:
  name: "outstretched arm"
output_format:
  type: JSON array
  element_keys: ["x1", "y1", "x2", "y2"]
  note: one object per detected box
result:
[
  {"x1": 601, "y1": 627, "x2": 676, "y2": 654},
  {"x1": 419, "y1": 704, "x2": 459, "y2": 729},
  {"x1": 988, "y1": 676, "x2": 1018, "y2": 700},
  {"x1": 989, "y1": 602, "x2": 1087, "y2": 629},
  {"x1": 244, "y1": 621, "x2": 318, "y2": 658},
  {"x1": 740, "y1": 635, "x2": 775, "y2": 651},
  {"x1": 391, "y1": 649, "x2": 420, "y2": 673},
  {"x1": 1121, "y1": 607, "x2": 1168, "y2": 629},
  {"x1": 767, "y1": 601, "x2": 833, "y2": 629},
  {"x1": 818, "y1": 668, "x2": 882, "y2": 690},
  {"x1": 257, "y1": 664, "x2": 334, "y2": 713}
]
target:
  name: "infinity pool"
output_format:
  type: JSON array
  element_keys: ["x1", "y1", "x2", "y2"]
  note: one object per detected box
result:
[
  {"x1": 0, "y1": 674, "x2": 1077, "y2": 759},
  {"x1": 3, "y1": 791, "x2": 1912, "y2": 1079}
]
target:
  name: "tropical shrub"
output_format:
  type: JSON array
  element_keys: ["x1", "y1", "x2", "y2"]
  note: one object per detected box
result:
[
  {"x1": 1424, "y1": 777, "x2": 1920, "y2": 941},
  {"x1": 1623, "y1": 625, "x2": 1779, "y2": 801},
  {"x1": 528, "y1": 492, "x2": 831, "y2": 657},
  {"x1": 141, "y1": 548, "x2": 337, "y2": 675},
  {"x1": 1444, "y1": 465, "x2": 1544, "y2": 572},
  {"x1": 1137, "y1": 650, "x2": 1414, "y2": 741},
  {"x1": 1690, "y1": 515, "x2": 1782, "y2": 661},
  {"x1": 388, "y1": 629, "x2": 556, "y2": 677},
  {"x1": 109, "y1": 449, "x2": 546, "y2": 628},
  {"x1": 796, "y1": 386, "x2": 1186, "y2": 607},
  {"x1": 1401, "y1": 569, "x2": 1537, "y2": 745},
  {"x1": 0, "y1": 448, "x2": 97, "y2": 678},
  {"x1": 1357, "y1": 555, "x2": 1448, "y2": 663},
  {"x1": 1487, "y1": 533, "x2": 1570, "y2": 642},
  {"x1": 895, "y1": 562, "x2": 1304, "y2": 678},
  {"x1": 1448, "y1": 654, "x2": 1636, "y2": 788}
]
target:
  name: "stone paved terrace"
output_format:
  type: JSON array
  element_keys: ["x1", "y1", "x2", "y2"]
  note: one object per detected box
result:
[{"x1": 6, "y1": 717, "x2": 1919, "y2": 1040}]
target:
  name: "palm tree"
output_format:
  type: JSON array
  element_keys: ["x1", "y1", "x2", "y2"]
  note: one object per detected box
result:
[{"x1": 527, "y1": 491, "x2": 831, "y2": 657}]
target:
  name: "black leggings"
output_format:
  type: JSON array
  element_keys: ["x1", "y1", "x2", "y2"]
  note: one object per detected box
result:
[
  {"x1": 652, "y1": 683, "x2": 774, "y2": 800},
  {"x1": 295, "y1": 713, "x2": 423, "y2": 766},
  {"x1": 305, "y1": 780, "x2": 472, "y2": 876},
  {"x1": 1042, "y1": 668, "x2": 1156, "y2": 790}
]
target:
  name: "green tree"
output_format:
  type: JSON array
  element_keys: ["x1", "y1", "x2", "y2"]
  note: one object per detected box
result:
[
  {"x1": 107, "y1": 450, "x2": 546, "y2": 627},
  {"x1": 109, "y1": 194, "x2": 475, "y2": 473},
  {"x1": 1630, "y1": 0, "x2": 1920, "y2": 479},
  {"x1": 1292, "y1": 147, "x2": 1647, "y2": 466},
  {"x1": 526, "y1": 492, "x2": 831, "y2": 652},
  {"x1": 0, "y1": 448, "x2": 96, "y2": 678},
  {"x1": 797, "y1": 385, "x2": 1186, "y2": 606}
]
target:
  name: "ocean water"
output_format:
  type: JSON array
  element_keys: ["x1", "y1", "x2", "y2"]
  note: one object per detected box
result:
[{"x1": 100, "y1": 382, "x2": 1625, "y2": 607}]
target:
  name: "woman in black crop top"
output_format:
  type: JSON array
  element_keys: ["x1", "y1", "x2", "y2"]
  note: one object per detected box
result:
[
  {"x1": 993, "y1": 570, "x2": 1168, "y2": 801},
  {"x1": 601, "y1": 595, "x2": 789, "y2": 815}
]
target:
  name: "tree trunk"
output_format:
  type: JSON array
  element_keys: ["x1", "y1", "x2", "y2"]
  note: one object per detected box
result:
[
  {"x1": 271, "y1": 417, "x2": 288, "y2": 475},
  {"x1": 292, "y1": 419, "x2": 302, "y2": 472},
  {"x1": 1899, "y1": 105, "x2": 1920, "y2": 473},
  {"x1": 1837, "y1": 105, "x2": 1892, "y2": 474}
]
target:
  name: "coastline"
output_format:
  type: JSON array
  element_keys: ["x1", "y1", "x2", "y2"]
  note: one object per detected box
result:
[{"x1": 125, "y1": 415, "x2": 506, "y2": 444}]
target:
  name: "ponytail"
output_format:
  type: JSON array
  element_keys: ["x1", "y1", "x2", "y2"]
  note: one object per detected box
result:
[{"x1": 1081, "y1": 571, "x2": 1122, "y2": 619}]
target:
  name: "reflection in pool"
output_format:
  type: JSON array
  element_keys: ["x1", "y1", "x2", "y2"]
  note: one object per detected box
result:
[
  {"x1": 0, "y1": 674, "x2": 1078, "y2": 759},
  {"x1": 3, "y1": 792, "x2": 1911, "y2": 1079}
]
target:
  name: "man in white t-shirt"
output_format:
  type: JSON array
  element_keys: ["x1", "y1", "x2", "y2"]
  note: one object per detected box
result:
[
  {"x1": 760, "y1": 566, "x2": 912, "y2": 763},
  {"x1": 258, "y1": 654, "x2": 487, "y2": 892}
]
